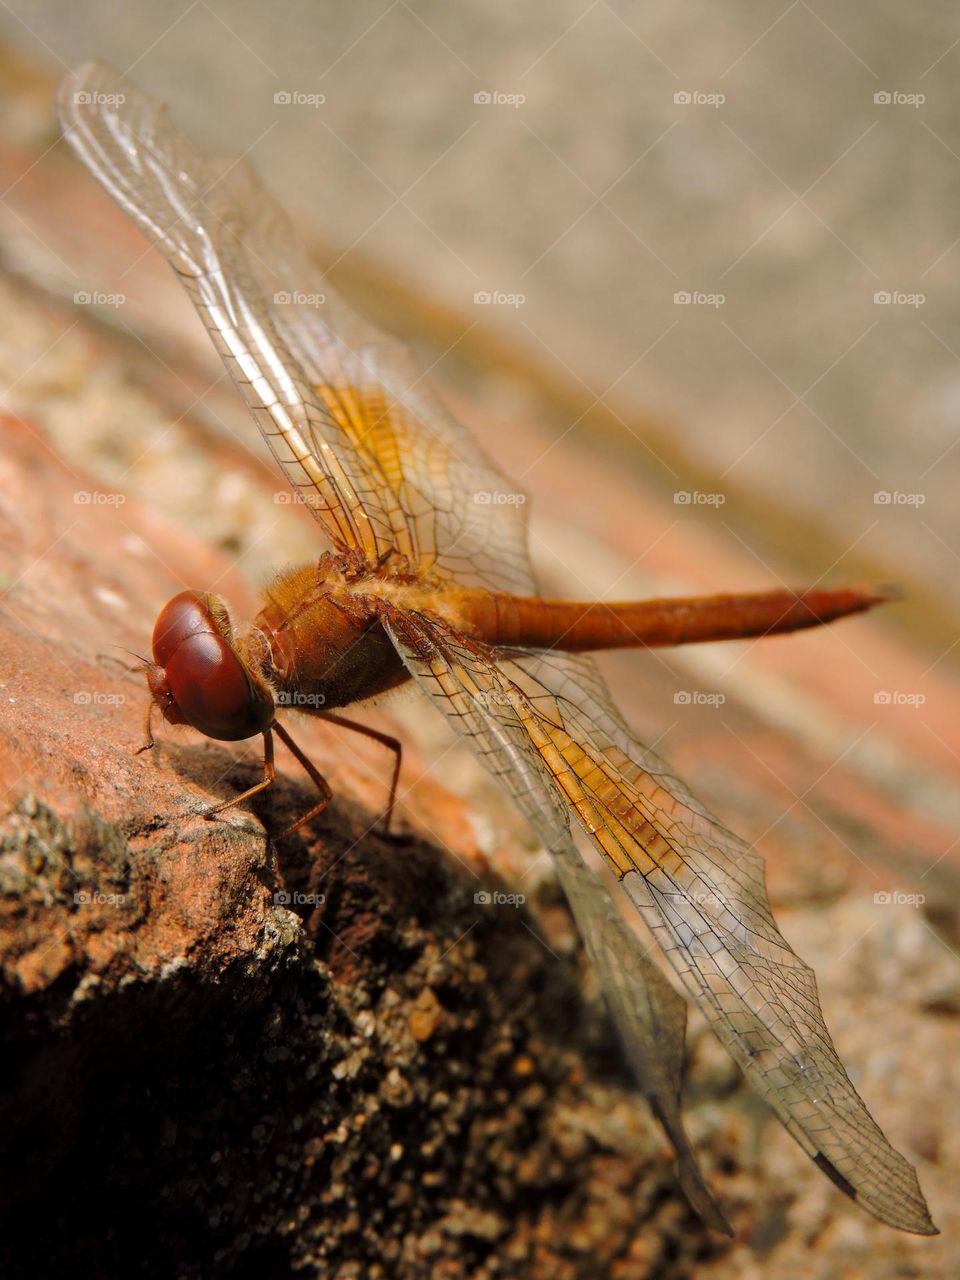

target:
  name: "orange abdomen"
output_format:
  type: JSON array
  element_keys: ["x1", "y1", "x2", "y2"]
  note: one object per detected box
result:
[{"x1": 464, "y1": 585, "x2": 891, "y2": 652}]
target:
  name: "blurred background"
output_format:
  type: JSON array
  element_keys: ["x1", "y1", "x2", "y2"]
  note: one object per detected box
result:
[
  {"x1": 0, "y1": 4, "x2": 958, "y2": 1275},
  {"x1": 2, "y1": 0, "x2": 959, "y2": 637}
]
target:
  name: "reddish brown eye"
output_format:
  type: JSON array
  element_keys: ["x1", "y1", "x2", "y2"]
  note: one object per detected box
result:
[
  {"x1": 147, "y1": 591, "x2": 274, "y2": 741},
  {"x1": 152, "y1": 591, "x2": 214, "y2": 668}
]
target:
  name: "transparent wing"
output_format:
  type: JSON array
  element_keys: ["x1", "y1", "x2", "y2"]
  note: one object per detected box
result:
[
  {"x1": 381, "y1": 605, "x2": 936, "y2": 1236},
  {"x1": 57, "y1": 62, "x2": 534, "y2": 593},
  {"x1": 550, "y1": 833, "x2": 733, "y2": 1234}
]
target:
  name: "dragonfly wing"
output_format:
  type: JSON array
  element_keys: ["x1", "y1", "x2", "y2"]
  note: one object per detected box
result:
[
  {"x1": 550, "y1": 833, "x2": 733, "y2": 1234},
  {"x1": 509, "y1": 654, "x2": 937, "y2": 1237},
  {"x1": 381, "y1": 606, "x2": 936, "y2": 1236},
  {"x1": 57, "y1": 62, "x2": 535, "y2": 593}
]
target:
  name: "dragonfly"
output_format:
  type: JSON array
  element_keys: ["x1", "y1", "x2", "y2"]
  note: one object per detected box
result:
[{"x1": 57, "y1": 62, "x2": 936, "y2": 1237}]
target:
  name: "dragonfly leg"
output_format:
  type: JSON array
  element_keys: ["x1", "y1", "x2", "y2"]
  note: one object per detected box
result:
[
  {"x1": 135, "y1": 701, "x2": 157, "y2": 755},
  {"x1": 315, "y1": 711, "x2": 402, "y2": 834},
  {"x1": 273, "y1": 721, "x2": 334, "y2": 837},
  {"x1": 204, "y1": 729, "x2": 276, "y2": 819}
]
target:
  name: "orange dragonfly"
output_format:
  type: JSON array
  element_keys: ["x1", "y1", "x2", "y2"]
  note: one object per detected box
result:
[{"x1": 58, "y1": 63, "x2": 935, "y2": 1237}]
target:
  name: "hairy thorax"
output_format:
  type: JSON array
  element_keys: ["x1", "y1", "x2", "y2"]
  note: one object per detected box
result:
[{"x1": 236, "y1": 552, "x2": 495, "y2": 713}]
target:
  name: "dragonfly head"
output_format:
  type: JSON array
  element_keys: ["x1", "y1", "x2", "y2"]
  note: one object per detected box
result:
[{"x1": 146, "y1": 590, "x2": 276, "y2": 741}]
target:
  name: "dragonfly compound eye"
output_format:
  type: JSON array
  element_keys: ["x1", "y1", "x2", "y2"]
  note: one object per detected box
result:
[{"x1": 147, "y1": 591, "x2": 275, "y2": 741}]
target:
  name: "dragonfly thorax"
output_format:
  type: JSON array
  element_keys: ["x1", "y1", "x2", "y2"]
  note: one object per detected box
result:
[{"x1": 253, "y1": 562, "x2": 411, "y2": 713}]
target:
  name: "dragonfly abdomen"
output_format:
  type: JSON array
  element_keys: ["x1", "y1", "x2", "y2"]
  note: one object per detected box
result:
[{"x1": 464, "y1": 584, "x2": 893, "y2": 653}]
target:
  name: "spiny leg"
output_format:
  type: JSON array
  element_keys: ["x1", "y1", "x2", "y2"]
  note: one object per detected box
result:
[
  {"x1": 204, "y1": 728, "x2": 276, "y2": 819},
  {"x1": 273, "y1": 721, "x2": 334, "y2": 838},
  {"x1": 316, "y1": 710, "x2": 402, "y2": 833},
  {"x1": 197, "y1": 716, "x2": 397, "y2": 838},
  {"x1": 135, "y1": 700, "x2": 157, "y2": 755}
]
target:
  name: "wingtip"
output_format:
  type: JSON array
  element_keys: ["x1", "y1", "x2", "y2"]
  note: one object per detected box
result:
[
  {"x1": 903, "y1": 1199, "x2": 939, "y2": 1236},
  {"x1": 56, "y1": 61, "x2": 100, "y2": 124},
  {"x1": 813, "y1": 1151, "x2": 938, "y2": 1236},
  {"x1": 677, "y1": 1160, "x2": 734, "y2": 1236},
  {"x1": 56, "y1": 60, "x2": 120, "y2": 114},
  {"x1": 890, "y1": 1210, "x2": 939, "y2": 1237}
]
